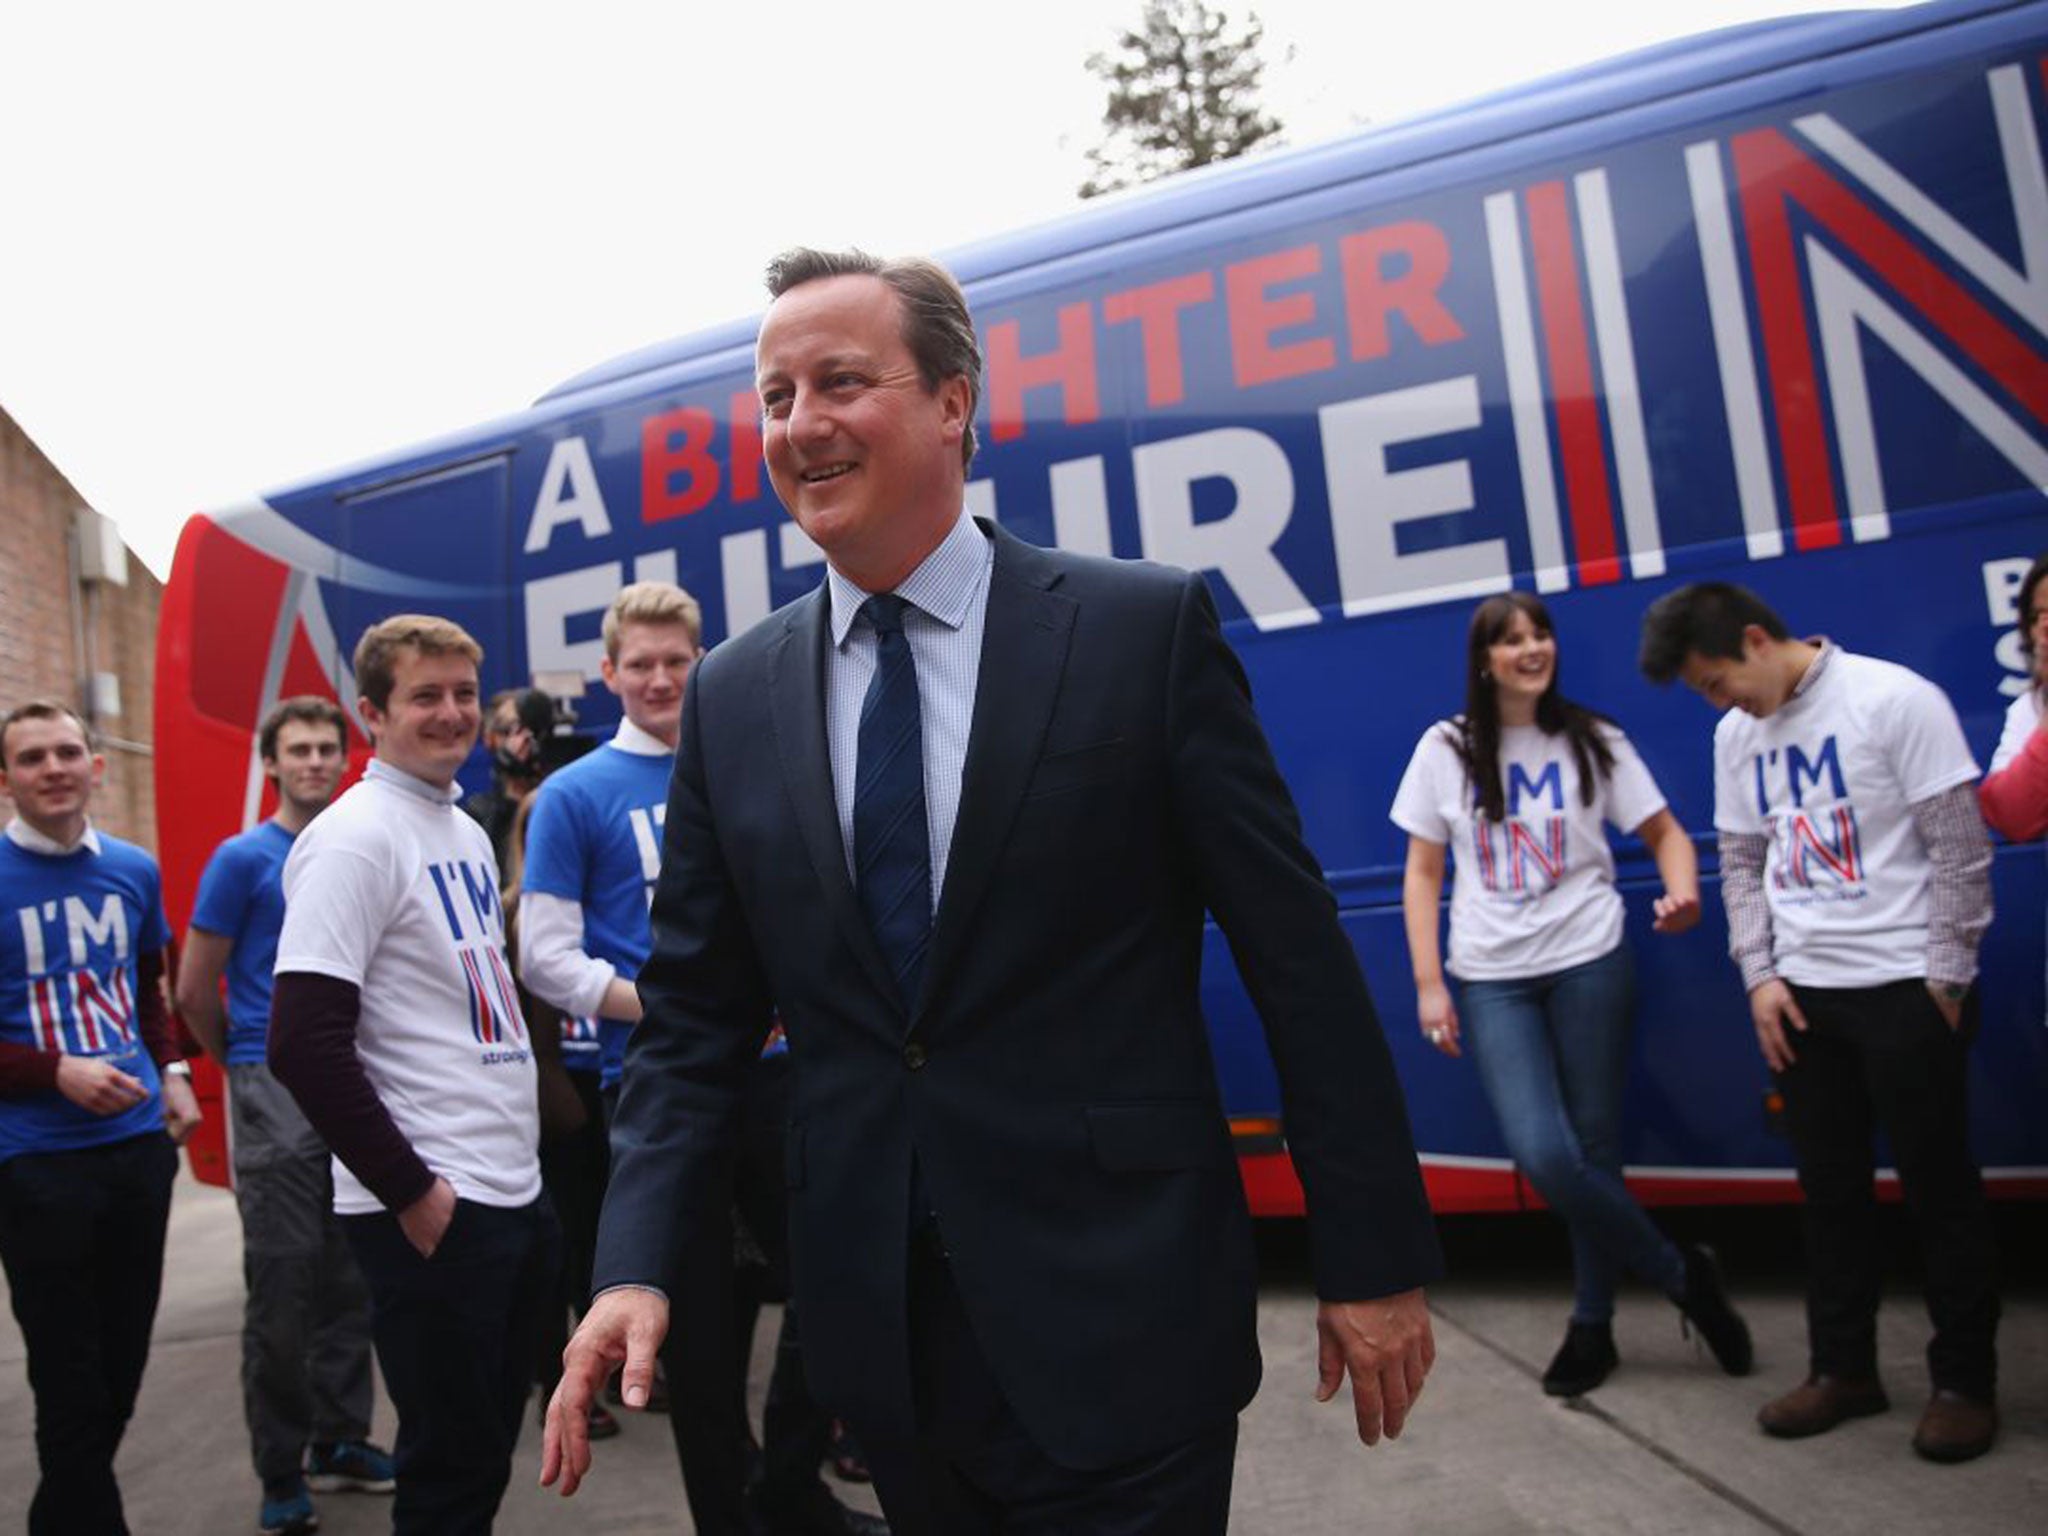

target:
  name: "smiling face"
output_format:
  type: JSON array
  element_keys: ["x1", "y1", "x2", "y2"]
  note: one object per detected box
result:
[
  {"x1": 358, "y1": 646, "x2": 481, "y2": 788},
  {"x1": 266, "y1": 717, "x2": 347, "y2": 818},
  {"x1": 601, "y1": 620, "x2": 699, "y2": 748},
  {"x1": 1485, "y1": 607, "x2": 1557, "y2": 715},
  {"x1": 755, "y1": 273, "x2": 972, "y2": 591},
  {"x1": 1678, "y1": 627, "x2": 1796, "y2": 718},
  {"x1": 0, "y1": 712, "x2": 102, "y2": 844}
]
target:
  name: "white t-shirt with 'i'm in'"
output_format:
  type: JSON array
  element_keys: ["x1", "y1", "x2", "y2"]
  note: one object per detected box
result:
[
  {"x1": 1392, "y1": 719, "x2": 1666, "y2": 981},
  {"x1": 276, "y1": 759, "x2": 540, "y2": 1215},
  {"x1": 1710, "y1": 649, "x2": 1978, "y2": 989}
]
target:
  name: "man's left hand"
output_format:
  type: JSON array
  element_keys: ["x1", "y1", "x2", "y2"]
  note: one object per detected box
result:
[
  {"x1": 160, "y1": 1076, "x2": 202, "y2": 1145},
  {"x1": 1926, "y1": 982, "x2": 1965, "y2": 1030},
  {"x1": 1315, "y1": 1288, "x2": 1434, "y2": 1445}
]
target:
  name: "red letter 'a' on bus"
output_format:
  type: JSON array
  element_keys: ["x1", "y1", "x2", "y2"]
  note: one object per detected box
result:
[
  {"x1": 1733, "y1": 126, "x2": 2048, "y2": 553},
  {"x1": 729, "y1": 390, "x2": 762, "y2": 504},
  {"x1": 1526, "y1": 180, "x2": 1622, "y2": 586},
  {"x1": 642, "y1": 407, "x2": 721, "y2": 521},
  {"x1": 1104, "y1": 272, "x2": 1217, "y2": 407},
  {"x1": 1226, "y1": 245, "x2": 1338, "y2": 388},
  {"x1": 986, "y1": 302, "x2": 1102, "y2": 445},
  {"x1": 1340, "y1": 222, "x2": 1465, "y2": 359}
]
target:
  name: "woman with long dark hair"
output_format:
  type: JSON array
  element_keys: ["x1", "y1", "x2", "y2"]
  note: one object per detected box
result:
[{"x1": 1392, "y1": 591, "x2": 1752, "y2": 1395}]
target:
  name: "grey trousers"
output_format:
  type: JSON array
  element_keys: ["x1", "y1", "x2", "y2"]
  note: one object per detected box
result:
[{"x1": 230, "y1": 1062, "x2": 376, "y2": 1494}]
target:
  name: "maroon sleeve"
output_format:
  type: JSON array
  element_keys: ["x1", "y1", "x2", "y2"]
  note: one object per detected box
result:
[
  {"x1": 134, "y1": 949, "x2": 178, "y2": 1069},
  {"x1": 0, "y1": 1039, "x2": 61, "y2": 1097},
  {"x1": 269, "y1": 971, "x2": 437, "y2": 1214}
]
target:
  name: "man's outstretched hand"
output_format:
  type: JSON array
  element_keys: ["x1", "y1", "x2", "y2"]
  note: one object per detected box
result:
[
  {"x1": 1315, "y1": 1288, "x2": 1435, "y2": 1445},
  {"x1": 539, "y1": 1287, "x2": 671, "y2": 1496}
]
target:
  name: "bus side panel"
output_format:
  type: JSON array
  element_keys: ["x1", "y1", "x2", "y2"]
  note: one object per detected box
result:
[{"x1": 162, "y1": 3, "x2": 2048, "y2": 1207}]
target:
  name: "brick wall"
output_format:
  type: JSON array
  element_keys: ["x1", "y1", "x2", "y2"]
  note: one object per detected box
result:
[{"x1": 0, "y1": 406, "x2": 163, "y2": 850}]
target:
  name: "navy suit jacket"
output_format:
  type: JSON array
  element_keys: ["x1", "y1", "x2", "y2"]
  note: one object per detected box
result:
[{"x1": 597, "y1": 520, "x2": 1441, "y2": 1470}]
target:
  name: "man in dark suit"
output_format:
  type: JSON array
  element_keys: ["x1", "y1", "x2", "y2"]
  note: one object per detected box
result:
[{"x1": 542, "y1": 248, "x2": 1442, "y2": 1533}]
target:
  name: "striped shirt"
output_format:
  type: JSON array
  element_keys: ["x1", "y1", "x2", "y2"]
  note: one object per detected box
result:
[{"x1": 824, "y1": 511, "x2": 994, "y2": 910}]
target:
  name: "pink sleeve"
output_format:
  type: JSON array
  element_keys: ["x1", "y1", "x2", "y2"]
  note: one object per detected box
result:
[{"x1": 1978, "y1": 721, "x2": 2048, "y2": 841}]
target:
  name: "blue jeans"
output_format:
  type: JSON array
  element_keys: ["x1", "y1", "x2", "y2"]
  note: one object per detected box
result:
[{"x1": 1461, "y1": 944, "x2": 1686, "y2": 1323}]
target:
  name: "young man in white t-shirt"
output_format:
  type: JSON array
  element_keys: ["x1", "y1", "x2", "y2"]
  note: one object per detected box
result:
[
  {"x1": 1641, "y1": 582, "x2": 2001, "y2": 1465},
  {"x1": 269, "y1": 615, "x2": 557, "y2": 1534}
]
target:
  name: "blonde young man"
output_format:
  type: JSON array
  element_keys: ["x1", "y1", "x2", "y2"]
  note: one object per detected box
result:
[
  {"x1": 0, "y1": 699, "x2": 201, "y2": 1535},
  {"x1": 269, "y1": 616, "x2": 556, "y2": 1535}
]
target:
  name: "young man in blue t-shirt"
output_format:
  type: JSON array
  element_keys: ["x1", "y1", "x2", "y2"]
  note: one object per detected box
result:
[
  {"x1": 0, "y1": 698, "x2": 202, "y2": 1535},
  {"x1": 522, "y1": 582, "x2": 878, "y2": 1536},
  {"x1": 179, "y1": 697, "x2": 395, "y2": 1535}
]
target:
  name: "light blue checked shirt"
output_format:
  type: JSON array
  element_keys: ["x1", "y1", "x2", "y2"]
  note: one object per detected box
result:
[{"x1": 824, "y1": 511, "x2": 994, "y2": 911}]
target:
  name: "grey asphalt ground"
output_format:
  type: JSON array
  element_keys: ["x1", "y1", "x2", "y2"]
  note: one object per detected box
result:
[{"x1": 2, "y1": 1169, "x2": 2042, "y2": 1534}]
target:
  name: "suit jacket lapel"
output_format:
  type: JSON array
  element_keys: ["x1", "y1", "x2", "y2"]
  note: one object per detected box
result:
[
  {"x1": 767, "y1": 587, "x2": 900, "y2": 1007},
  {"x1": 917, "y1": 525, "x2": 1076, "y2": 1022}
]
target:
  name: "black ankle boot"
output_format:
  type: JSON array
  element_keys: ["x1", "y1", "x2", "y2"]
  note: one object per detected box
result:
[
  {"x1": 1677, "y1": 1243, "x2": 1754, "y2": 1376},
  {"x1": 1542, "y1": 1320, "x2": 1618, "y2": 1396}
]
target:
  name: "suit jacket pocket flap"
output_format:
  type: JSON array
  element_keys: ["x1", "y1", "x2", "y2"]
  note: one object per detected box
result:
[
  {"x1": 1024, "y1": 737, "x2": 1128, "y2": 800},
  {"x1": 1085, "y1": 1103, "x2": 1228, "y2": 1172}
]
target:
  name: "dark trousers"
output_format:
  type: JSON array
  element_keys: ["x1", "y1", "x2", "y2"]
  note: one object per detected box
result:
[
  {"x1": 0, "y1": 1131, "x2": 177, "y2": 1536},
  {"x1": 537, "y1": 1068, "x2": 608, "y2": 1392},
  {"x1": 857, "y1": 1244, "x2": 1238, "y2": 1536},
  {"x1": 1781, "y1": 980, "x2": 2000, "y2": 1399},
  {"x1": 344, "y1": 1195, "x2": 561, "y2": 1536},
  {"x1": 607, "y1": 1054, "x2": 835, "y2": 1536}
]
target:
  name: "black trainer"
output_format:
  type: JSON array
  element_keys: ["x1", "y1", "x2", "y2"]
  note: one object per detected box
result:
[
  {"x1": 1677, "y1": 1243, "x2": 1754, "y2": 1376},
  {"x1": 1541, "y1": 1319, "x2": 1619, "y2": 1397}
]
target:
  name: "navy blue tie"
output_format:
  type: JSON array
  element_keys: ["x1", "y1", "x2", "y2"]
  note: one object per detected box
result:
[{"x1": 854, "y1": 594, "x2": 931, "y2": 1006}]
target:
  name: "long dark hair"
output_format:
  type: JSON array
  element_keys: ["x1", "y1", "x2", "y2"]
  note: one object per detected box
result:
[{"x1": 1451, "y1": 592, "x2": 1615, "y2": 823}]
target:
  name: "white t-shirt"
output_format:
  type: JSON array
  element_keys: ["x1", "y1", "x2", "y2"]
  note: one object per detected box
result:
[
  {"x1": 276, "y1": 759, "x2": 540, "y2": 1214},
  {"x1": 1711, "y1": 648, "x2": 1978, "y2": 988},
  {"x1": 1989, "y1": 686, "x2": 2039, "y2": 774},
  {"x1": 1391, "y1": 719, "x2": 1667, "y2": 981}
]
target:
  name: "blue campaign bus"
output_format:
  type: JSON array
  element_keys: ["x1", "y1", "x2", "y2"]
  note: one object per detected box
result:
[{"x1": 159, "y1": 0, "x2": 2048, "y2": 1205}]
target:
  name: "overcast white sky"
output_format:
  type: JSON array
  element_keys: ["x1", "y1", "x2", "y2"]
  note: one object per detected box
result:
[{"x1": 1, "y1": 0, "x2": 1913, "y2": 579}]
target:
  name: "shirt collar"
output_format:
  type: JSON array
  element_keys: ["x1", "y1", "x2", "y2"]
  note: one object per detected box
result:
[
  {"x1": 1787, "y1": 637, "x2": 1835, "y2": 704},
  {"x1": 828, "y1": 511, "x2": 991, "y2": 649},
  {"x1": 365, "y1": 757, "x2": 465, "y2": 804},
  {"x1": 610, "y1": 718, "x2": 675, "y2": 757},
  {"x1": 6, "y1": 816, "x2": 101, "y2": 857}
]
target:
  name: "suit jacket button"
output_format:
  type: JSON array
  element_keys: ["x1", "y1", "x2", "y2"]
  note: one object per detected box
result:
[{"x1": 903, "y1": 1042, "x2": 927, "y2": 1070}]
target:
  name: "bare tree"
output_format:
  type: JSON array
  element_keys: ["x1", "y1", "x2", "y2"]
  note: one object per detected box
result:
[{"x1": 1080, "y1": 0, "x2": 1284, "y2": 199}]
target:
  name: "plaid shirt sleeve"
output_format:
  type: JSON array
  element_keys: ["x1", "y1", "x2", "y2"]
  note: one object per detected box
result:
[{"x1": 1717, "y1": 829, "x2": 1775, "y2": 993}]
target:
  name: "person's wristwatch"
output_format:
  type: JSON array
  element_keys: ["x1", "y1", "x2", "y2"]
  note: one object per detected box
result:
[
  {"x1": 1936, "y1": 982, "x2": 1969, "y2": 1004},
  {"x1": 161, "y1": 1060, "x2": 193, "y2": 1080}
]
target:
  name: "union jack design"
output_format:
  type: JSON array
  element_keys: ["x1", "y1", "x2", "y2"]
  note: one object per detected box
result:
[
  {"x1": 69, "y1": 967, "x2": 136, "y2": 1054},
  {"x1": 1472, "y1": 816, "x2": 1569, "y2": 895},
  {"x1": 1771, "y1": 806, "x2": 1865, "y2": 890},
  {"x1": 25, "y1": 967, "x2": 136, "y2": 1056},
  {"x1": 29, "y1": 977, "x2": 63, "y2": 1053},
  {"x1": 459, "y1": 946, "x2": 526, "y2": 1046},
  {"x1": 560, "y1": 1014, "x2": 600, "y2": 1049}
]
